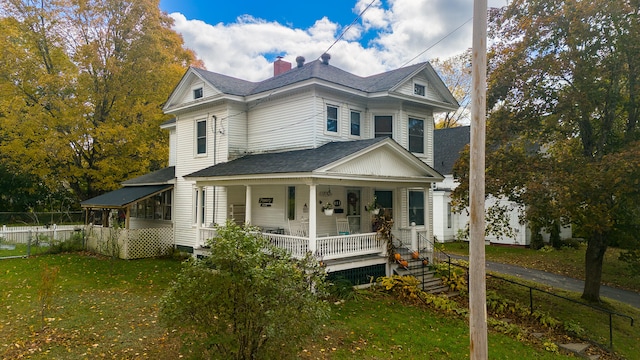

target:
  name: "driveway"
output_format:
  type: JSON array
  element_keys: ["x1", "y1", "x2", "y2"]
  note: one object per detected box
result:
[{"x1": 450, "y1": 254, "x2": 640, "y2": 309}]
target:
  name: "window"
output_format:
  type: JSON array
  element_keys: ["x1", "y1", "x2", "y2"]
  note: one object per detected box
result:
[
  {"x1": 193, "y1": 189, "x2": 205, "y2": 224},
  {"x1": 447, "y1": 203, "x2": 452, "y2": 229},
  {"x1": 129, "y1": 189, "x2": 172, "y2": 221},
  {"x1": 374, "y1": 190, "x2": 393, "y2": 219},
  {"x1": 287, "y1": 186, "x2": 296, "y2": 220},
  {"x1": 408, "y1": 117, "x2": 424, "y2": 153},
  {"x1": 350, "y1": 110, "x2": 361, "y2": 136},
  {"x1": 326, "y1": 105, "x2": 338, "y2": 133},
  {"x1": 374, "y1": 115, "x2": 393, "y2": 138},
  {"x1": 196, "y1": 119, "x2": 207, "y2": 155},
  {"x1": 409, "y1": 190, "x2": 425, "y2": 226},
  {"x1": 414, "y1": 83, "x2": 425, "y2": 96},
  {"x1": 193, "y1": 87, "x2": 203, "y2": 99}
]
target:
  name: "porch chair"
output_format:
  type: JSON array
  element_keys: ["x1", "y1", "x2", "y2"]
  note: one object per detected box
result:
[
  {"x1": 336, "y1": 218, "x2": 350, "y2": 235},
  {"x1": 288, "y1": 219, "x2": 308, "y2": 237}
]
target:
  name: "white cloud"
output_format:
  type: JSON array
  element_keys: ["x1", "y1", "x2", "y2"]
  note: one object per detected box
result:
[{"x1": 169, "y1": 0, "x2": 508, "y2": 81}]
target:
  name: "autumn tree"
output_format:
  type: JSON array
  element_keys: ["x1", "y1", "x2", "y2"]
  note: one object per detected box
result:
[
  {"x1": 454, "y1": 0, "x2": 640, "y2": 302},
  {"x1": 431, "y1": 50, "x2": 472, "y2": 128},
  {"x1": 0, "y1": 0, "x2": 200, "y2": 203}
]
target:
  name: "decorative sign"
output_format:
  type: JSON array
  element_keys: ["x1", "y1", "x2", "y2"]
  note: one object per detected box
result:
[{"x1": 259, "y1": 197, "x2": 273, "y2": 207}]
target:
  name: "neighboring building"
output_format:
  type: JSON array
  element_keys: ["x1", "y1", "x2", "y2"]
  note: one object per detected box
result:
[
  {"x1": 82, "y1": 54, "x2": 460, "y2": 279},
  {"x1": 432, "y1": 126, "x2": 571, "y2": 246}
]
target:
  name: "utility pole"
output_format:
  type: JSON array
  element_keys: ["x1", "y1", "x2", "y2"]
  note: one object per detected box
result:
[{"x1": 469, "y1": 0, "x2": 488, "y2": 358}]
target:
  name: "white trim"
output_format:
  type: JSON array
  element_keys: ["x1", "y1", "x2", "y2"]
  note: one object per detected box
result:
[
  {"x1": 349, "y1": 108, "x2": 363, "y2": 138},
  {"x1": 194, "y1": 117, "x2": 207, "y2": 157},
  {"x1": 413, "y1": 80, "x2": 427, "y2": 97},
  {"x1": 324, "y1": 103, "x2": 340, "y2": 136}
]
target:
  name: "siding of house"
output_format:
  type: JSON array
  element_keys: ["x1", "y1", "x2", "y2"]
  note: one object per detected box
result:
[
  {"x1": 173, "y1": 103, "x2": 227, "y2": 248},
  {"x1": 226, "y1": 102, "x2": 248, "y2": 159},
  {"x1": 395, "y1": 74, "x2": 446, "y2": 103},
  {"x1": 247, "y1": 90, "x2": 316, "y2": 152}
]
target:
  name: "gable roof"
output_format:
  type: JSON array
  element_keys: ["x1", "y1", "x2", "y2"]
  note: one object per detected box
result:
[
  {"x1": 164, "y1": 59, "x2": 459, "y2": 112},
  {"x1": 433, "y1": 126, "x2": 470, "y2": 175},
  {"x1": 185, "y1": 137, "x2": 443, "y2": 184}
]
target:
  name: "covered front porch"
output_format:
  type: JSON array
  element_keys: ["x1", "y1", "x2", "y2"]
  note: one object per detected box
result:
[{"x1": 187, "y1": 138, "x2": 443, "y2": 268}]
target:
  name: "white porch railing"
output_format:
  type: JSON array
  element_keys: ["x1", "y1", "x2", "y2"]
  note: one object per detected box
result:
[
  {"x1": 316, "y1": 232, "x2": 382, "y2": 260},
  {"x1": 200, "y1": 227, "x2": 383, "y2": 261},
  {"x1": 265, "y1": 234, "x2": 309, "y2": 259}
]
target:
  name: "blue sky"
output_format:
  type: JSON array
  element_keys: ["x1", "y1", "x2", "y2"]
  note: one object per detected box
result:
[{"x1": 159, "y1": 0, "x2": 507, "y2": 81}]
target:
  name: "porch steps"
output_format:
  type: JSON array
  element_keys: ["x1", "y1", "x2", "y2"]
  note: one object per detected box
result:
[{"x1": 392, "y1": 255, "x2": 452, "y2": 295}]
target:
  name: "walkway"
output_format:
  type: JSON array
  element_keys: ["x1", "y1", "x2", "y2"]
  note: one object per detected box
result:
[{"x1": 450, "y1": 255, "x2": 640, "y2": 309}]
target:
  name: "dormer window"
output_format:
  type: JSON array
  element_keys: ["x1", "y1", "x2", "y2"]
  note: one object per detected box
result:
[
  {"x1": 414, "y1": 83, "x2": 426, "y2": 96},
  {"x1": 193, "y1": 87, "x2": 203, "y2": 99}
]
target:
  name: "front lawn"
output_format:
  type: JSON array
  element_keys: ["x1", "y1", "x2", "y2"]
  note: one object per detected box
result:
[{"x1": 0, "y1": 253, "x2": 579, "y2": 359}]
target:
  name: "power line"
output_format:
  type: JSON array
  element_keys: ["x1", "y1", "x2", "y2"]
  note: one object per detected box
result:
[
  {"x1": 400, "y1": 16, "x2": 473, "y2": 68},
  {"x1": 320, "y1": 0, "x2": 377, "y2": 58}
]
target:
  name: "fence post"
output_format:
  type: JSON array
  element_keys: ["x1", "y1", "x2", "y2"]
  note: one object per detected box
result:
[
  {"x1": 53, "y1": 224, "x2": 58, "y2": 241},
  {"x1": 609, "y1": 313, "x2": 613, "y2": 349},
  {"x1": 529, "y1": 288, "x2": 534, "y2": 315},
  {"x1": 27, "y1": 230, "x2": 32, "y2": 257}
]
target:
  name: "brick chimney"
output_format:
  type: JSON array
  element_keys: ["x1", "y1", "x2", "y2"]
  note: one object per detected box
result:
[{"x1": 274, "y1": 56, "x2": 292, "y2": 76}]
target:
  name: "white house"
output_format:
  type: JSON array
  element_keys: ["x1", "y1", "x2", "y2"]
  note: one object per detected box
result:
[
  {"x1": 432, "y1": 126, "x2": 571, "y2": 246},
  {"x1": 82, "y1": 54, "x2": 459, "y2": 282}
]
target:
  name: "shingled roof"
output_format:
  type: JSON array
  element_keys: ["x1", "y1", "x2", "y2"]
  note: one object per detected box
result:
[
  {"x1": 191, "y1": 60, "x2": 427, "y2": 97},
  {"x1": 186, "y1": 138, "x2": 388, "y2": 178},
  {"x1": 122, "y1": 166, "x2": 175, "y2": 186},
  {"x1": 433, "y1": 126, "x2": 470, "y2": 175}
]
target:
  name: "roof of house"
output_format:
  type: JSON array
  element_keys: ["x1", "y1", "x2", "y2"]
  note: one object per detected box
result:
[
  {"x1": 122, "y1": 166, "x2": 175, "y2": 186},
  {"x1": 186, "y1": 138, "x2": 387, "y2": 178},
  {"x1": 190, "y1": 59, "x2": 450, "y2": 98},
  {"x1": 80, "y1": 184, "x2": 172, "y2": 208},
  {"x1": 433, "y1": 126, "x2": 470, "y2": 175}
]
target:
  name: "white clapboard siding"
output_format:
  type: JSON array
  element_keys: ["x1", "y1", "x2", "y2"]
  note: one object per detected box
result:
[
  {"x1": 247, "y1": 91, "x2": 316, "y2": 152},
  {"x1": 226, "y1": 102, "x2": 248, "y2": 158}
]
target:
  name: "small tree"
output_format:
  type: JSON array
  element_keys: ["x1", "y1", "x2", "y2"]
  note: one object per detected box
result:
[{"x1": 159, "y1": 221, "x2": 329, "y2": 360}]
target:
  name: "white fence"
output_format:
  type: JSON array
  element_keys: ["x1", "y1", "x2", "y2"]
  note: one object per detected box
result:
[
  {"x1": 86, "y1": 226, "x2": 174, "y2": 260},
  {"x1": 0, "y1": 224, "x2": 80, "y2": 244}
]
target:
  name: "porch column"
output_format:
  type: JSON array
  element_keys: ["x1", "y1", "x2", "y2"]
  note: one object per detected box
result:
[
  {"x1": 195, "y1": 186, "x2": 203, "y2": 247},
  {"x1": 308, "y1": 184, "x2": 317, "y2": 255},
  {"x1": 245, "y1": 185, "x2": 252, "y2": 225}
]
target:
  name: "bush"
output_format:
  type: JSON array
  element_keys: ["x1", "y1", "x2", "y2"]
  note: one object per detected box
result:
[
  {"x1": 159, "y1": 221, "x2": 329, "y2": 360},
  {"x1": 560, "y1": 238, "x2": 582, "y2": 249},
  {"x1": 46, "y1": 232, "x2": 85, "y2": 254}
]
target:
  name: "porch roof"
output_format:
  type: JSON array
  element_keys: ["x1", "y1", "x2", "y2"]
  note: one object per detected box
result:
[
  {"x1": 185, "y1": 138, "x2": 444, "y2": 185},
  {"x1": 80, "y1": 184, "x2": 173, "y2": 209}
]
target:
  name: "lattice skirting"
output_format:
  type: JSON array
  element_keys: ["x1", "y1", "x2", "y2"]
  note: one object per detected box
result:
[{"x1": 86, "y1": 227, "x2": 173, "y2": 259}]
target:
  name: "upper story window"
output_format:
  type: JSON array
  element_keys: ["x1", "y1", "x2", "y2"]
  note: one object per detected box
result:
[
  {"x1": 414, "y1": 83, "x2": 426, "y2": 96},
  {"x1": 408, "y1": 117, "x2": 424, "y2": 153},
  {"x1": 193, "y1": 87, "x2": 203, "y2": 99},
  {"x1": 326, "y1": 105, "x2": 338, "y2": 133},
  {"x1": 374, "y1": 115, "x2": 393, "y2": 138},
  {"x1": 350, "y1": 110, "x2": 361, "y2": 137},
  {"x1": 196, "y1": 119, "x2": 207, "y2": 155}
]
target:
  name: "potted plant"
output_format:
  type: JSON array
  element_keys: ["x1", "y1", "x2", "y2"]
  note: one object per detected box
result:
[
  {"x1": 365, "y1": 196, "x2": 380, "y2": 215},
  {"x1": 321, "y1": 202, "x2": 334, "y2": 216}
]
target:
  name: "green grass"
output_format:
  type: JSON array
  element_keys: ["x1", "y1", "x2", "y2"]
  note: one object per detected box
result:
[
  {"x1": 439, "y1": 241, "x2": 640, "y2": 292},
  {"x1": 300, "y1": 291, "x2": 572, "y2": 359},
  {"x1": 1, "y1": 253, "x2": 575, "y2": 359},
  {"x1": 485, "y1": 276, "x2": 640, "y2": 360}
]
